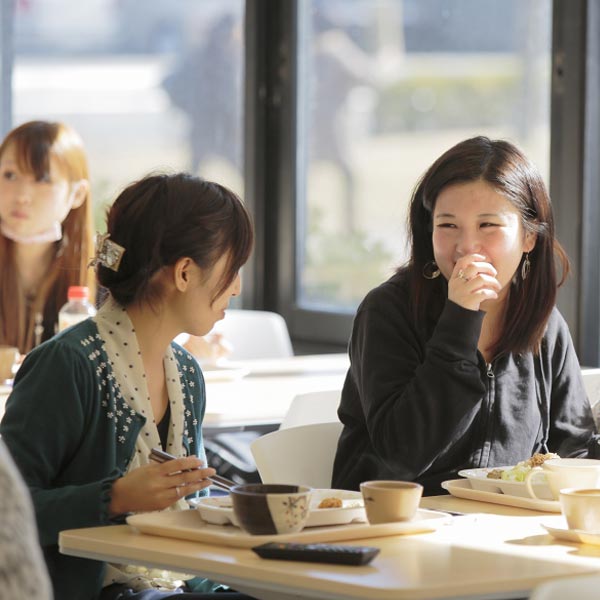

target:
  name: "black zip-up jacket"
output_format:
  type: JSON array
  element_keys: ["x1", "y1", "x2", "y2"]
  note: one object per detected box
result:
[{"x1": 332, "y1": 270, "x2": 599, "y2": 495}]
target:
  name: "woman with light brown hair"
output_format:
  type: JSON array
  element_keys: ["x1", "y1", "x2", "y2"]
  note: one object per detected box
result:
[{"x1": 0, "y1": 120, "x2": 94, "y2": 353}]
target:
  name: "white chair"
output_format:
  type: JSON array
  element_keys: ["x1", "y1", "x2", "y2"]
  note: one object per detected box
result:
[
  {"x1": 529, "y1": 574, "x2": 600, "y2": 600},
  {"x1": 279, "y1": 389, "x2": 341, "y2": 429},
  {"x1": 210, "y1": 309, "x2": 293, "y2": 360},
  {"x1": 250, "y1": 421, "x2": 343, "y2": 488},
  {"x1": 581, "y1": 368, "x2": 600, "y2": 427}
]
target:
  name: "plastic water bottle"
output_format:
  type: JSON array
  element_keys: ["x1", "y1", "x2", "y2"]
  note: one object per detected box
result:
[{"x1": 58, "y1": 286, "x2": 96, "y2": 332}]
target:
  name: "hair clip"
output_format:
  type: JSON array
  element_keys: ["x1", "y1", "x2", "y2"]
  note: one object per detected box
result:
[{"x1": 88, "y1": 233, "x2": 125, "y2": 272}]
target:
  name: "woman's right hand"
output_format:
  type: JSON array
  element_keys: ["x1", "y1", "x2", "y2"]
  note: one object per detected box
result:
[
  {"x1": 109, "y1": 455, "x2": 216, "y2": 515},
  {"x1": 448, "y1": 253, "x2": 501, "y2": 311}
]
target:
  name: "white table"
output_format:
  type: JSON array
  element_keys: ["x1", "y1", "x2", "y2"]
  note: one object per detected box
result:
[
  {"x1": 203, "y1": 354, "x2": 348, "y2": 429},
  {"x1": 59, "y1": 495, "x2": 600, "y2": 600}
]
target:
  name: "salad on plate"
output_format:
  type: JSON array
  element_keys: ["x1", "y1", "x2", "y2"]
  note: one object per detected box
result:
[{"x1": 457, "y1": 453, "x2": 558, "y2": 499}]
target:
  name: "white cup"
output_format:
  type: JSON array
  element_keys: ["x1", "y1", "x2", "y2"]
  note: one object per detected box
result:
[
  {"x1": 559, "y1": 488, "x2": 600, "y2": 532},
  {"x1": 524, "y1": 458, "x2": 600, "y2": 500}
]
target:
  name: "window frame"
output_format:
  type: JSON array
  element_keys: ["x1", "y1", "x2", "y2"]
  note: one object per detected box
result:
[
  {"x1": 550, "y1": 0, "x2": 600, "y2": 365},
  {"x1": 0, "y1": 0, "x2": 14, "y2": 137}
]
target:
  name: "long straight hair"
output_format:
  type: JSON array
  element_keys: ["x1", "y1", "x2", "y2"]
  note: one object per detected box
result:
[
  {"x1": 0, "y1": 121, "x2": 94, "y2": 353},
  {"x1": 405, "y1": 136, "x2": 569, "y2": 356}
]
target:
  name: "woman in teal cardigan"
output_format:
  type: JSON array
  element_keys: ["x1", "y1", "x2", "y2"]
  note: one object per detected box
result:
[{"x1": 0, "y1": 173, "x2": 254, "y2": 599}]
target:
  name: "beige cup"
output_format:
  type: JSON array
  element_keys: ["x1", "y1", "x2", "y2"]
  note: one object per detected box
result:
[
  {"x1": 360, "y1": 480, "x2": 423, "y2": 524},
  {"x1": 560, "y1": 488, "x2": 600, "y2": 532},
  {"x1": 524, "y1": 458, "x2": 600, "y2": 500},
  {"x1": 0, "y1": 345, "x2": 18, "y2": 381}
]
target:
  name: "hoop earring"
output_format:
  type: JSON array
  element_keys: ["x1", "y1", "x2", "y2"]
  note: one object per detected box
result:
[
  {"x1": 423, "y1": 260, "x2": 440, "y2": 280},
  {"x1": 521, "y1": 252, "x2": 531, "y2": 281}
]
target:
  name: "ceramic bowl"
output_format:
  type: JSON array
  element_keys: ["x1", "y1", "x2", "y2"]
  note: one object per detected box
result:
[{"x1": 230, "y1": 483, "x2": 312, "y2": 535}]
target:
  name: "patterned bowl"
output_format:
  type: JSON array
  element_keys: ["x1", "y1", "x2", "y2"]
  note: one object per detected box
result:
[{"x1": 230, "y1": 483, "x2": 312, "y2": 535}]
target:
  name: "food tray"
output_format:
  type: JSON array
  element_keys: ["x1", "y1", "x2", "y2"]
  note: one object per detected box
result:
[
  {"x1": 442, "y1": 479, "x2": 560, "y2": 513},
  {"x1": 127, "y1": 508, "x2": 450, "y2": 548}
]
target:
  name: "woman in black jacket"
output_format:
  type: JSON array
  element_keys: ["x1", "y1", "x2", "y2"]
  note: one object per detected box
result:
[{"x1": 333, "y1": 136, "x2": 599, "y2": 495}]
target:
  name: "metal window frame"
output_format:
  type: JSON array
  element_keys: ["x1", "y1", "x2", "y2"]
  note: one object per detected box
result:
[
  {"x1": 551, "y1": 0, "x2": 600, "y2": 365},
  {"x1": 0, "y1": 0, "x2": 13, "y2": 136},
  {"x1": 244, "y1": 0, "x2": 353, "y2": 351}
]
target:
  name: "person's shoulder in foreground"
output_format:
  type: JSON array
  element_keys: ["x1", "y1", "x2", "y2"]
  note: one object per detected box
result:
[{"x1": 0, "y1": 439, "x2": 52, "y2": 599}]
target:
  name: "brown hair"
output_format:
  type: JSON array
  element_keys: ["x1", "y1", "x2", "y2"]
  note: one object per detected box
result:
[
  {"x1": 97, "y1": 173, "x2": 253, "y2": 307},
  {"x1": 404, "y1": 135, "x2": 569, "y2": 356},
  {"x1": 0, "y1": 121, "x2": 94, "y2": 353}
]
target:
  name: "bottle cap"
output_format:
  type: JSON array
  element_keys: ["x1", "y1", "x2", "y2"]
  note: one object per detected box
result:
[{"x1": 67, "y1": 286, "x2": 89, "y2": 301}]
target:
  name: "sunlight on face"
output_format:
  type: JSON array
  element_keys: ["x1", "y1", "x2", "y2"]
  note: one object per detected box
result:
[
  {"x1": 0, "y1": 144, "x2": 74, "y2": 238},
  {"x1": 189, "y1": 253, "x2": 241, "y2": 336},
  {"x1": 432, "y1": 180, "x2": 535, "y2": 295}
]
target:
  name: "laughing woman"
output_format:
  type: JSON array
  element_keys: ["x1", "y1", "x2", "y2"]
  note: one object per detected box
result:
[
  {"x1": 333, "y1": 136, "x2": 599, "y2": 495},
  {"x1": 0, "y1": 173, "x2": 255, "y2": 599}
]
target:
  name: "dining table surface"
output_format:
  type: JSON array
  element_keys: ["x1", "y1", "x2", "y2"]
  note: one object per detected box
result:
[
  {"x1": 59, "y1": 493, "x2": 600, "y2": 600},
  {"x1": 200, "y1": 353, "x2": 348, "y2": 429}
]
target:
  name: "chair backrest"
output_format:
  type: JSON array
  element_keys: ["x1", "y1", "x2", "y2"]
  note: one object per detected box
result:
[
  {"x1": 581, "y1": 368, "x2": 600, "y2": 427},
  {"x1": 279, "y1": 389, "x2": 341, "y2": 429},
  {"x1": 529, "y1": 574, "x2": 600, "y2": 600},
  {"x1": 211, "y1": 309, "x2": 293, "y2": 360},
  {"x1": 250, "y1": 421, "x2": 344, "y2": 488}
]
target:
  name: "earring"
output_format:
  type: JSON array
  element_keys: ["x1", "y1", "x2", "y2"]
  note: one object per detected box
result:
[
  {"x1": 423, "y1": 260, "x2": 441, "y2": 280},
  {"x1": 521, "y1": 252, "x2": 531, "y2": 281}
]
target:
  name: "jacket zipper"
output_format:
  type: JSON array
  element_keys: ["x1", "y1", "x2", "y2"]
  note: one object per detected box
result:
[{"x1": 486, "y1": 362, "x2": 495, "y2": 379}]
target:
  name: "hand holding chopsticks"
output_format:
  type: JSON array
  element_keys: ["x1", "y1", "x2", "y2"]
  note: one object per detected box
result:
[
  {"x1": 109, "y1": 450, "x2": 217, "y2": 515},
  {"x1": 149, "y1": 447, "x2": 235, "y2": 492}
]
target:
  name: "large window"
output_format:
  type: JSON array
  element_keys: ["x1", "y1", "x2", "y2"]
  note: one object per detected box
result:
[
  {"x1": 10, "y1": 0, "x2": 245, "y2": 229},
  {"x1": 245, "y1": 0, "x2": 598, "y2": 358},
  {"x1": 298, "y1": 0, "x2": 552, "y2": 313},
  {"x1": 2, "y1": 0, "x2": 599, "y2": 361}
]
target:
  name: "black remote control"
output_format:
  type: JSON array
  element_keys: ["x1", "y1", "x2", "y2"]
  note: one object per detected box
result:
[{"x1": 252, "y1": 542, "x2": 380, "y2": 566}]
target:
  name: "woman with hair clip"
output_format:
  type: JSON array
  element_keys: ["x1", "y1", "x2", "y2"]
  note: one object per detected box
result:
[
  {"x1": 1, "y1": 173, "x2": 256, "y2": 599},
  {"x1": 333, "y1": 136, "x2": 599, "y2": 495},
  {"x1": 0, "y1": 119, "x2": 94, "y2": 354}
]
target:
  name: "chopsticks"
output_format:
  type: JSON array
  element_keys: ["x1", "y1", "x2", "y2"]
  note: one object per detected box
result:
[{"x1": 148, "y1": 447, "x2": 235, "y2": 492}]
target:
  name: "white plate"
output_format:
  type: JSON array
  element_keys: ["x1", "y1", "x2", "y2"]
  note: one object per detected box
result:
[
  {"x1": 543, "y1": 524, "x2": 600, "y2": 546},
  {"x1": 458, "y1": 467, "x2": 553, "y2": 500},
  {"x1": 127, "y1": 507, "x2": 448, "y2": 548},
  {"x1": 442, "y1": 479, "x2": 560, "y2": 513},
  {"x1": 192, "y1": 488, "x2": 366, "y2": 528},
  {"x1": 306, "y1": 489, "x2": 366, "y2": 527}
]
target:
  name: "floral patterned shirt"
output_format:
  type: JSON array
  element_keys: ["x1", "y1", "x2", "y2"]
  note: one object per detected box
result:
[{"x1": 0, "y1": 311, "x2": 207, "y2": 600}]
